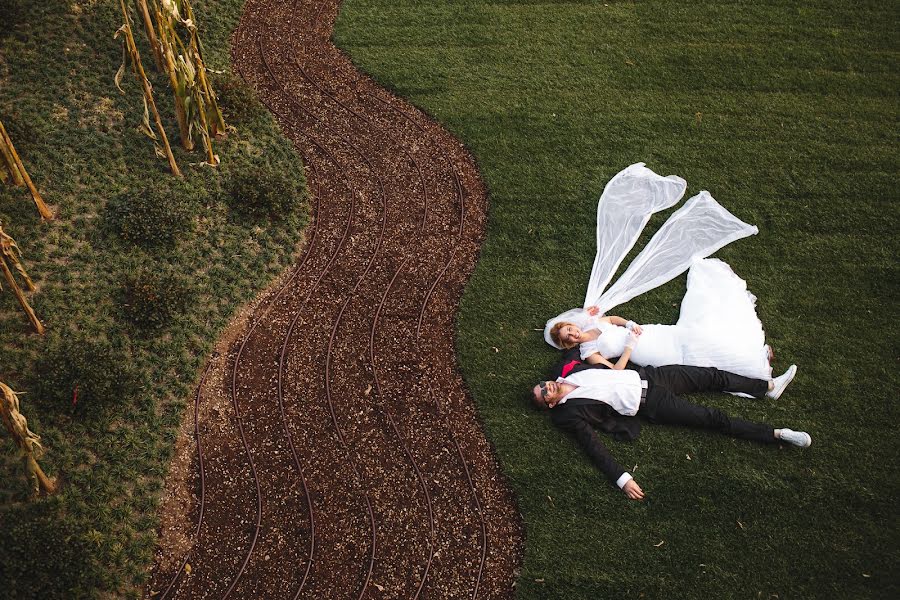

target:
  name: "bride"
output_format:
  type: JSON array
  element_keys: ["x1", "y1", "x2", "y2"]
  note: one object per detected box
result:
[
  {"x1": 549, "y1": 259, "x2": 775, "y2": 379},
  {"x1": 544, "y1": 163, "x2": 792, "y2": 383}
]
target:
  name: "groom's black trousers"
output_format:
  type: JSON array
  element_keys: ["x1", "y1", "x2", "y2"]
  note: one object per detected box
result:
[{"x1": 637, "y1": 365, "x2": 774, "y2": 443}]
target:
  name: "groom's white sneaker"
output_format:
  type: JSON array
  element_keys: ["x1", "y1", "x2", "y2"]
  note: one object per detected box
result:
[
  {"x1": 767, "y1": 364, "x2": 797, "y2": 400},
  {"x1": 778, "y1": 428, "x2": 812, "y2": 448}
]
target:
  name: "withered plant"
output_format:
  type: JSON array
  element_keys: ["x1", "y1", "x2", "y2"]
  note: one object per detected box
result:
[
  {"x1": 0, "y1": 221, "x2": 44, "y2": 334},
  {"x1": 0, "y1": 120, "x2": 54, "y2": 219},
  {"x1": 115, "y1": 0, "x2": 182, "y2": 176},
  {"x1": 0, "y1": 381, "x2": 56, "y2": 496}
]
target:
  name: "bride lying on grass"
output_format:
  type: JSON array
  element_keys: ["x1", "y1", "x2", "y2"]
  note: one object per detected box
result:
[
  {"x1": 549, "y1": 259, "x2": 777, "y2": 380},
  {"x1": 545, "y1": 163, "x2": 792, "y2": 384}
]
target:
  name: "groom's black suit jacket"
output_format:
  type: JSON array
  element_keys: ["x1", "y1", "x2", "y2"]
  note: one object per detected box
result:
[{"x1": 549, "y1": 359, "x2": 642, "y2": 486}]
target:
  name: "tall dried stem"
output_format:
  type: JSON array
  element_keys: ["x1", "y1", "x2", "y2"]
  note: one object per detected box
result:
[
  {"x1": 0, "y1": 222, "x2": 44, "y2": 334},
  {"x1": 153, "y1": 1, "x2": 193, "y2": 150},
  {"x1": 181, "y1": 0, "x2": 227, "y2": 136},
  {"x1": 0, "y1": 124, "x2": 25, "y2": 186},
  {"x1": 0, "y1": 382, "x2": 57, "y2": 496},
  {"x1": 0, "y1": 121, "x2": 54, "y2": 219},
  {"x1": 135, "y1": 0, "x2": 164, "y2": 71},
  {"x1": 115, "y1": 0, "x2": 182, "y2": 177}
]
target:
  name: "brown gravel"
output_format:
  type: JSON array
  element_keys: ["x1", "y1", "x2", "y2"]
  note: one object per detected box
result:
[{"x1": 145, "y1": 1, "x2": 524, "y2": 598}]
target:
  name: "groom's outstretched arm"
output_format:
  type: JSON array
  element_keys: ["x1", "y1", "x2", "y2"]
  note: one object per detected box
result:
[{"x1": 551, "y1": 407, "x2": 628, "y2": 488}]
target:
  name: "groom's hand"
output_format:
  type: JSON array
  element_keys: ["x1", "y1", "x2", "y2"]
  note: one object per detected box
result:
[
  {"x1": 586, "y1": 306, "x2": 600, "y2": 316},
  {"x1": 623, "y1": 479, "x2": 645, "y2": 501}
]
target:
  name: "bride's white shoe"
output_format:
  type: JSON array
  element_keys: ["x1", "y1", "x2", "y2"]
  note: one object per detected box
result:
[{"x1": 768, "y1": 365, "x2": 797, "y2": 400}]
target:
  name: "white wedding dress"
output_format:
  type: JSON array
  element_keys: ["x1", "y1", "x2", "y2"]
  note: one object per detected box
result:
[
  {"x1": 571, "y1": 259, "x2": 771, "y2": 379},
  {"x1": 545, "y1": 163, "x2": 772, "y2": 380}
]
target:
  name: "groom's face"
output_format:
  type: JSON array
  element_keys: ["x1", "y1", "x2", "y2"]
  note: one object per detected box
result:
[{"x1": 533, "y1": 381, "x2": 564, "y2": 409}]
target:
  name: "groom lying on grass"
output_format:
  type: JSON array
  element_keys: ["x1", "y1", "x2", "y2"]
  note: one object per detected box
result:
[{"x1": 533, "y1": 332, "x2": 809, "y2": 501}]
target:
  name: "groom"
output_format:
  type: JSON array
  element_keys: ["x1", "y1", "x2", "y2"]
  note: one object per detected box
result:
[{"x1": 532, "y1": 360, "x2": 809, "y2": 500}]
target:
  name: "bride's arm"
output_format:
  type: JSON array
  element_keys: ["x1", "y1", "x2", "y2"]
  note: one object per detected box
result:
[
  {"x1": 583, "y1": 329, "x2": 641, "y2": 370},
  {"x1": 583, "y1": 344, "x2": 635, "y2": 370},
  {"x1": 584, "y1": 352, "x2": 616, "y2": 369},
  {"x1": 584, "y1": 306, "x2": 643, "y2": 334},
  {"x1": 597, "y1": 314, "x2": 643, "y2": 334}
]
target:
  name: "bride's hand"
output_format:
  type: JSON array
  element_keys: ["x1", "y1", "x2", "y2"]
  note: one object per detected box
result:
[
  {"x1": 586, "y1": 306, "x2": 600, "y2": 316},
  {"x1": 632, "y1": 324, "x2": 643, "y2": 335},
  {"x1": 625, "y1": 330, "x2": 641, "y2": 349}
]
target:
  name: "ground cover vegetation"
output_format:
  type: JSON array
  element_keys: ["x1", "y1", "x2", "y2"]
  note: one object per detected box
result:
[
  {"x1": 334, "y1": 1, "x2": 899, "y2": 598},
  {"x1": 0, "y1": 0, "x2": 308, "y2": 597}
]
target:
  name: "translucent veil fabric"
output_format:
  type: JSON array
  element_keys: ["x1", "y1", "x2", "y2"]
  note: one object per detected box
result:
[
  {"x1": 590, "y1": 190, "x2": 758, "y2": 314},
  {"x1": 543, "y1": 164, "x2": 758, "y2": 349},
  {"x1": 583, "y1": 163, "x2": 687, "y2": 304}
]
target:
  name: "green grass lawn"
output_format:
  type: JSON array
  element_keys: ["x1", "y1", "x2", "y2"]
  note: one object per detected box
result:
[
  {"x1": 334, "y1": 1, "x2": 899, "y2": 598},
  {"x1": 0, "y1": 1, "x2": 307, "y2": 598}
]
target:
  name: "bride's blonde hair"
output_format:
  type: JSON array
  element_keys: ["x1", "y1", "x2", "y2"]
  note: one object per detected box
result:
[{"x1": 550, "y1": 321, "x2": 578, "y2": 350}]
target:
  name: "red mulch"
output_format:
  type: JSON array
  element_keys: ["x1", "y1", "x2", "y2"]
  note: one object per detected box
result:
[{"x1": 145, "y1": 1, "x2": 524, "y2": 598}]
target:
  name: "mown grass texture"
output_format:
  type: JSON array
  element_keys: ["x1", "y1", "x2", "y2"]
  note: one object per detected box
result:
[
  {"x1": 334, "y1": 1, "x2": 898, "y2": 598},
  {"x1": 0, "y1": 0, "x2": 308, "y2": 598}
]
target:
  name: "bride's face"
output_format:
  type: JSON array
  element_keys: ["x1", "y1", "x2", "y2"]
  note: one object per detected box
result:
[{"x1": 559, "y1": 324, "x2": 582, "y2": 344}]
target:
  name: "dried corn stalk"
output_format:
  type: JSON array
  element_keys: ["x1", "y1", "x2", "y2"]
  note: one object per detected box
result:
[
  {"x1": 115, "y1": 0, "x2": 182, "y2": 177},
  {"x1": 0, "y1": 221, "x2": 44, "y2": 334},
  {"x1": 135, "y1": 0, "x2": 164, "y2": 71},
  {"x1": 0, "y1": 120, "x2": 54, "y2": 220},
  {"x1": 176, "y1": 54, "x2": 218, "y2": 165},
  {"x1": 178, "y1": 0, "x2": 227, "y2": 137},
  {"x1": 150, "y1": 0, "x2": 224, "y2": 164},
  {"x1": 154, "y1": 1, "x2": 194, "y2": 152},
  {"x1": 0, "y1": 381, "x2": 57, "y2": 495}
]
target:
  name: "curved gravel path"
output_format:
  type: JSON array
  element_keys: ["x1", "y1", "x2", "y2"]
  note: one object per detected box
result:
[{"x1": 146, "y1": 1, "x2": 523, "y2": 598}]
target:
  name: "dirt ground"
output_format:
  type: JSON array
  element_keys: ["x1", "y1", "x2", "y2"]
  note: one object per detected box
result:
[{"x1": 145, "y1": 1, "x2": 524, "y2": 598}]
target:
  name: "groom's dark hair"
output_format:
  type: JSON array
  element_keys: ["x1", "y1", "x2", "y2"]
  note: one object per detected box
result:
[{"x1": 529, "y1": 385, "x2": 546, "y2": 411}]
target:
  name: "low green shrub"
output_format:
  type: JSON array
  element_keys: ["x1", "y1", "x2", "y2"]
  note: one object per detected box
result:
[
  {"x1": 34, "y1": 332, "x2": 142, "y2": 412},
  {"x1": 105, "y1": 179, "x2": 201, "y2": 247},
  {"x1": 224, "y1": 163, "x2": 304, "y2": 220},
  {"x1": 212, "y1": 72, "x2": 264, "y2": 124},
  {"x1": 118, "y1": 263, "x2": 193, "y2": 330}
]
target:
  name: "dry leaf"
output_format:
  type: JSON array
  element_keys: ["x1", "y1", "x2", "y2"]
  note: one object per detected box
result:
[{"x1": 654, "y1": 540, "x2": 665, "y2": 547}]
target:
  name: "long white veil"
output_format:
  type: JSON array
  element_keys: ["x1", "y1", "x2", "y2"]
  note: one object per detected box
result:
[
  {"x1": 583, "y1": 163, "x2": 687, "y2": 303},
  {"x1": 544, "y1": 164, "x2": 758, "y2": 349}
]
